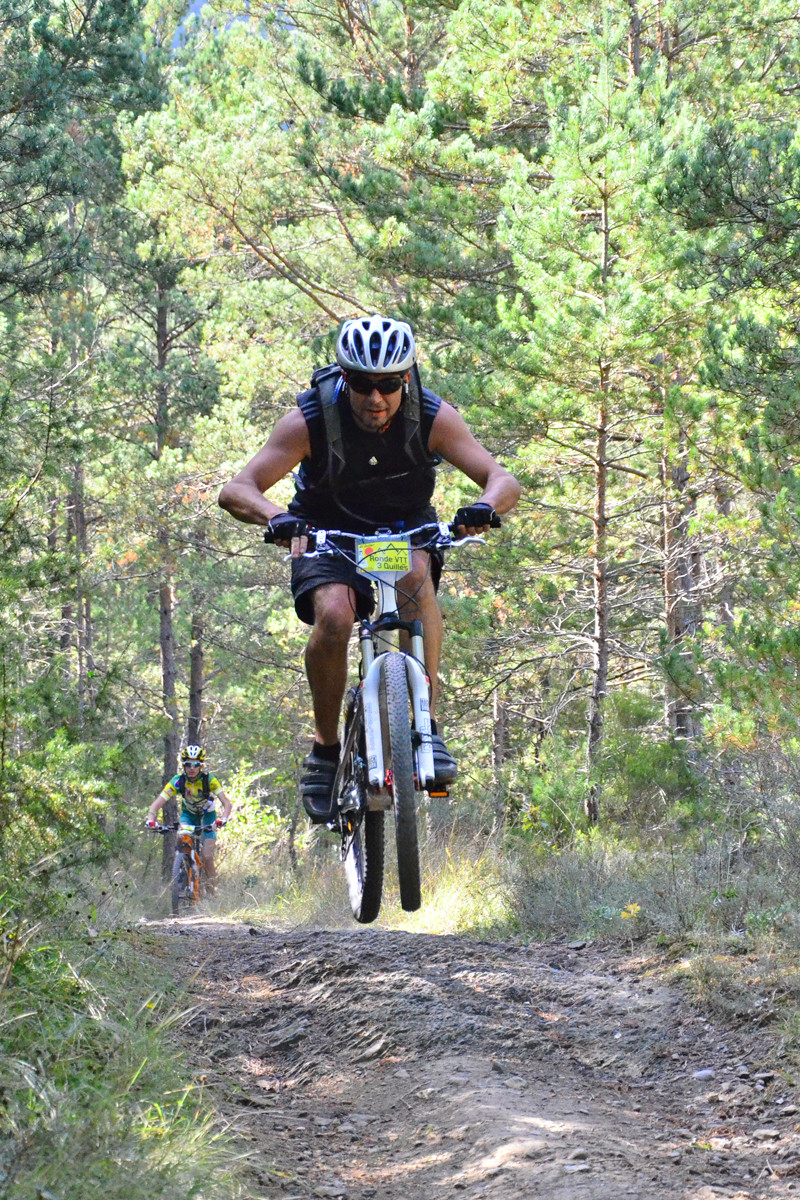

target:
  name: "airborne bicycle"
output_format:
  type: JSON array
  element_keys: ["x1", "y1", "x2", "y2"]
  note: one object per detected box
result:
[{"x1": 266, "y1": 519, "x2": 497, "y2": 924}]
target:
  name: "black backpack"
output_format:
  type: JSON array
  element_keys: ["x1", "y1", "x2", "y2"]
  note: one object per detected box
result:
[
  {"x1": 308, "y1": 361, "x2": 434, "y2": 490},
  {"x1": 176, "y1": 772, "x2": 211, "y2": 803}
]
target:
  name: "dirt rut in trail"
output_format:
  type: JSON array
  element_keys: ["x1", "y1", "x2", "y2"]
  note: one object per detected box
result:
[{"x1": 156, "y1": 919, "x2": 800, "y2": 1200}]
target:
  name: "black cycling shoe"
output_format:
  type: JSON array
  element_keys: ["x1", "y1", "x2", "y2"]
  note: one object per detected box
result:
[
  {"x1": 300, "y1": 753, "x2": 338, "y2": 823},
  {"x1": 431, "y1": 734, "x2": 457, "y2": 785}
]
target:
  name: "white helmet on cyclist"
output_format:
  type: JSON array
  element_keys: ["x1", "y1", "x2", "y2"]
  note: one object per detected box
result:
[
  {"x1": 336, "y1": 314, "x2": 416, "y2": 373},
  {"x1": 181, "y1": 745, "x2": 205, "y2": 765}
]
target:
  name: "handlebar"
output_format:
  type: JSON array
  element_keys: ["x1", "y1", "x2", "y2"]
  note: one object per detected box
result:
[
  {"x1": 263, "y1": 516, "x2": 500, "y2": 548},
  {"x1": 145, "y1": 821, "x2": 227, "y2": 833}
]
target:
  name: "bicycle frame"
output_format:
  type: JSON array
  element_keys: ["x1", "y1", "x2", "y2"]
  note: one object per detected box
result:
[
  {"x1": 305, "y1": 522, "x2": 480, "y2": 798},
  {"x1": 176, "y1": 823, "x2": 204, "y2": 867},
  {"x1": 152, "y1": 822, "x2": 205, "y2": 911}
]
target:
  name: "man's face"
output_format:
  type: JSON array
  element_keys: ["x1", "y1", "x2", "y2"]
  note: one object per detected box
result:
[
  {"x1": 184, "y1": 760, "x2": 202, "y2": 779},
  {"x1": 345, "y1": 371, "x2": 409, "y2": 433}
]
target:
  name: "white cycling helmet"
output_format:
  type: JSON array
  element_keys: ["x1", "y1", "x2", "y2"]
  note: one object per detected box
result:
[
  {"x1": 336, "y1": 314, "x2": 416, "y2": 373},
  {"x1": 181, "y1": 745, "x2": 205, "y2": 765}
]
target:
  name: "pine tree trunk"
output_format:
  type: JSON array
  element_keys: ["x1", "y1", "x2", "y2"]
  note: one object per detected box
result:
[
  {"x1": 628, "y1": 0, "x2": 642, "y2": 77},
  {"x1": 586, "y1": 184, "x2": 613, "y2": 825},
  {"x1": 661, "y1": 435, "x2": 702, "y2": 739},
  {"x1": 159, "y1": 527, "x2": 180, "y2": 878},
  {"x1": 187, "y1": 607, "x2": 204, "y2": 745},
  {"x1": 187, "y1": 525, "x2": 206, "y2": 745},
  {"x1": 714, "y1": 480, "x2": 734, "y2": 627},
  {"x1": 491, "y1": 687, "x2": 508, "y2": 826},
  {"x1": 155, "y1": 289, "x2": 169, "y2": 459},
  {"x1": 585, "y1": 378, "x2": 609, "y2": 824},
  {"x1": 65, "y1": 463, "x2": 95, "y2": 720}
]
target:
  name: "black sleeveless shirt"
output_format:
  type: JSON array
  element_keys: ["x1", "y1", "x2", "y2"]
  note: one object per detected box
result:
[{"x1": 288, "y1": 377, "x2": 443, "y2": 533}]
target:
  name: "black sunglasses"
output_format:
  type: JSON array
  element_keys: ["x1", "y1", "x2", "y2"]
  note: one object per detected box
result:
[{"x1": 346, "y1": 372, "x2": 404, "y2": 395}]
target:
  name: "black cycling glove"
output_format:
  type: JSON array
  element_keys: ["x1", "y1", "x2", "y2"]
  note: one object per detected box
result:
[
  {"x1": 452, "y1": 503, "x2": 501, "y2": 530},
  {"x1": 264, "y1": 513, "x2": 309, "y2": 543}
]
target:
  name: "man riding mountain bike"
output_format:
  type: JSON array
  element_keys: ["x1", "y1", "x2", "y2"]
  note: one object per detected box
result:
[
  {"x1": 146, "y1": 746, "x2": 232, "y2": 892},
  {"x1": 218, "y1": 314, "x2": 521, "y2": 823}
]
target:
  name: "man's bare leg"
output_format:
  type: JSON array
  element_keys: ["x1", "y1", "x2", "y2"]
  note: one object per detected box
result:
[
  {"x1": 201, "y1": 842, "x2": 216, "y2": 895},
  {"x1": 305, "y1": 583, "x2": 358, "y2": 744}
]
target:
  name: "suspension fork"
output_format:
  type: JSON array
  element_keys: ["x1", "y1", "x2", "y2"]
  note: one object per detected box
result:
[{"x1": 361, "y1": 651, "x2": 435, "y2": 791}]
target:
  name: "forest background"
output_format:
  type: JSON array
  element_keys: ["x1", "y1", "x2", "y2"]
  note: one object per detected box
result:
[{"x1": 5, "y1": 0, "x2": 800, "y2": 1196}]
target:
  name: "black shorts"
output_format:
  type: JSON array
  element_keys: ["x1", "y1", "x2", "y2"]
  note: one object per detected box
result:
[{"x1": 291, "y1": 547, "x2": 444, "y2": 626}]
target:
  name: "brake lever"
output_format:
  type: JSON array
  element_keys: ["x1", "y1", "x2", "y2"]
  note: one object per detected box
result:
[{"x1": 450, "y1": 535, "x2": 487, "y2": 547}]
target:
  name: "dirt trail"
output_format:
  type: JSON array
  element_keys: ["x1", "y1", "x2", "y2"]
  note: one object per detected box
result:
[{"x1": 152, "y1": 918, "x2": 800, "y2": 1200}]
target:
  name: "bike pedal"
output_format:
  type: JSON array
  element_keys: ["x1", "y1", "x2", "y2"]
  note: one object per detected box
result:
[{"x1": 427, "y1": 788, "x2": 449, "y2": 798}]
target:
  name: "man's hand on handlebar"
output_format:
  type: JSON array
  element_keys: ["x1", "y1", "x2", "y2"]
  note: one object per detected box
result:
[
  {"x1": 264, "y1": 513, "x2": 309, "y2": 557},
  {"x1": 452, "y1": 503, "x2": 502, "y2": 537},
  {"x1": 145, "y1": 818, "x2": 157, "y2": 829}
]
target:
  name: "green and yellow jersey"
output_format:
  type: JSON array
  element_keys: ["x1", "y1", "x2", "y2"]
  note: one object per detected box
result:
[{"x1": 162, "y1": 773, "x2": 222, "y2": 816}]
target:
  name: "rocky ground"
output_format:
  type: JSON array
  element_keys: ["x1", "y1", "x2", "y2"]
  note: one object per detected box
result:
[{"x1": 152, "y1": 917, "x2": 800, "y2": 1200}]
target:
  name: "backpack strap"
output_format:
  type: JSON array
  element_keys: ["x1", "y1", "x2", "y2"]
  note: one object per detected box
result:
[
  {"x1": 175, "y1": 772, "x2": 210, "y2": 804},
  {"x1": 308, "y1": 362, "x2": 431, "y2": 485},
  {"x1": 402, "y1": 363, "x2": 426, "y2": 468},
  {"x1": 310, "y1": 364, "x2": 347, "y2": 487}
]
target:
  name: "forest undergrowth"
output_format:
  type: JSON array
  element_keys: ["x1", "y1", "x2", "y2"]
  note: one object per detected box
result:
[
  {"x1": 5, "y1": 754, "x2": 800, "y2": 1199},
  {"x1": 0, "y1": 912, "x2": 237, "y2": 1200}
]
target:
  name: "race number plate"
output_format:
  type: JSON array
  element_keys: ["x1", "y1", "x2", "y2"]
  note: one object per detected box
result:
[{"x1": 355, "y1": 536, "x2": 411, "y2": 576}]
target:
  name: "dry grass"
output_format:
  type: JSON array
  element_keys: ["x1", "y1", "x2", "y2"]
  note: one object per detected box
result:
[{"x1": 0, "y1": 920, "x2": 238, "y2": 1200}]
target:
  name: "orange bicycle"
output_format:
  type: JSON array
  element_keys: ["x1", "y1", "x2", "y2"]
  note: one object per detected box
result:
[{"x1": 148, "y1": 822, "x2": 207, "y2": 915}]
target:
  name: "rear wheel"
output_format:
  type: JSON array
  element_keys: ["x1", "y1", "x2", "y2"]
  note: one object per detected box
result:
[
  {"x1": 341, "y1": 693, "x2": 384, "y2": 923},
  {"x1": 171, "y1": 852, "x2": 190, "y2": 916},
  {"x1": 344, "y1": 810, "x2": 385, "y2": 924},
  {"x1": 382, "y1": 653, "x2": 420, "y2": 912}
]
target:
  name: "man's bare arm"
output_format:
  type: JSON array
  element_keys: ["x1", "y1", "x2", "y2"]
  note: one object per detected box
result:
[
  {"x1": 429, "y1": 402, "x2": 522, "y2": 516},
  {"x1": 218, "y1": 409, "x2": 310, "y2": 526}
]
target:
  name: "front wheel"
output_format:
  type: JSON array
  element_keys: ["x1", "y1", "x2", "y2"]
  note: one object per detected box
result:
[
  {"x1": 382, "y1": 653, "x2": 420, "y2": 912},
  {"x1": 171, "y1": 852, "x2": 190, "y2": 916},
  {"x1": 340, "y1": 692, "x2": 384, "y2": 923}
]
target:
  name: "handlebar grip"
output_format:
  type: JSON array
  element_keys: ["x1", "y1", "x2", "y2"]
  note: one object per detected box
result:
[
  {"x1": 489, "y1": 512, "x2": 502, "y2": 529},
  {"x1": 263, "y1": 528, "x2": 276, "y2": 544}
]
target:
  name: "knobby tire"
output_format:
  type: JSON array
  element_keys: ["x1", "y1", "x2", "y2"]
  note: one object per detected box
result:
[
  {"x1": 382, "y1": 653, "x2": 421, "y2": 912},
  {"x1": 340, "y1": 692, "x2": 384, "y2": 923},
  {"x1": 171, "y1": 852, "x2": 190, "y2": 916}
]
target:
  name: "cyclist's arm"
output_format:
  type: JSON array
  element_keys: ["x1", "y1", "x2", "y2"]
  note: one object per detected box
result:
[
  {"x1": 218, "y1": 409, "x2": 310, "y2": 526},
  {"x1": 146, "y1": 786, "x2": 171, "y2": 824},
  {"x1": 429, "y1": 402, "x2": 522, "y2": 522},
  {"x1": 214, "y1": 789, "x2": 233, "y2": 821}
]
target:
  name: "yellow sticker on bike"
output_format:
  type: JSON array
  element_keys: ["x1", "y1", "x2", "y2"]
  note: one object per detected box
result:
[{"x1": 356, "y1": 536, "x2": 411, "y2": 575}]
